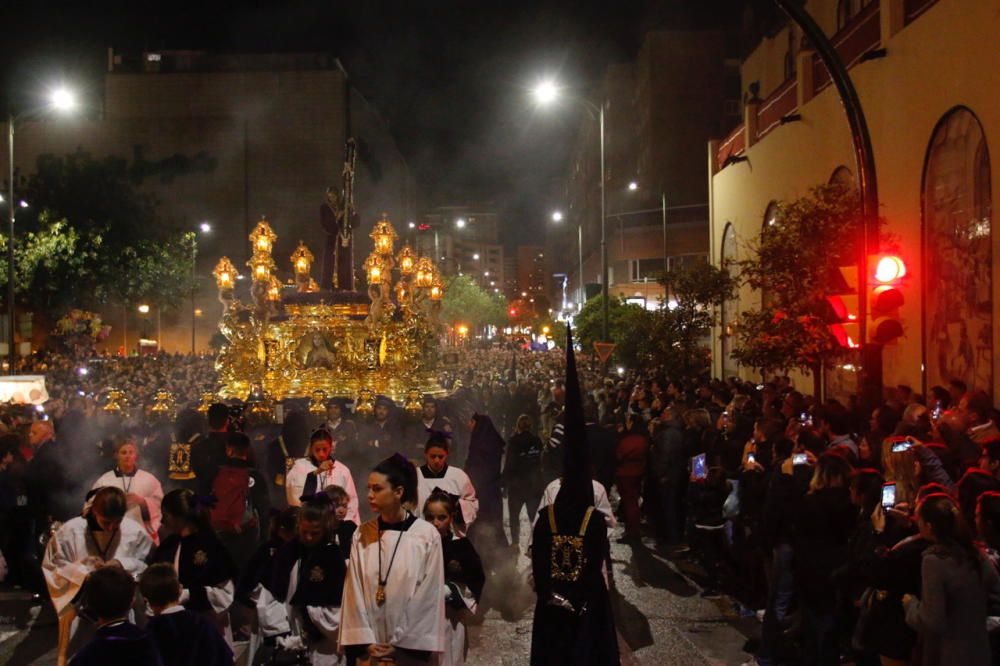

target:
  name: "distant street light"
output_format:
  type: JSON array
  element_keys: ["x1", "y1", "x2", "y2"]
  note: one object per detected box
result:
[
  {"x1": 532, "y1": 79, "x2": 559, "y2": 106},
  {"x1": 455, "y1": 218, "x2": 467, "y2": 229},
  {"x1": 7, "y1": 84, "x2": 79, "y2": 371},
  {"x1": 551, "y1": 210, "x2": 563, "y2": 222},
  {"x1": 628, "y1": 181, "x2": 638, "y2": 191},
  {"x1": 137, "y1": 304, "x2": 150, "y2": 314},
  {"x1": 199, "y1": 221, "x2": 212, "y2": 233},
  {"x1": 50, "y1": 87, "x2": 78, "y2": 112},
  {"x1": 472, "y1": 253, "x2": 480, "y2": 260}
]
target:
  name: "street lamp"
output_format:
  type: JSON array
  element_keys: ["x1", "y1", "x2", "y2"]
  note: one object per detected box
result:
[
  {"x1": 6, "y1": 85, "x2": 78, "y2": 372},
  {"x1": 532, "y1": 79, "x2": 608, "y2": 342},
  {"x1": 472, "y1": 253, "x2": 480, "y2": 260},
  {"x1": 455, "y1": 218, "x2": 467, "y2": 229},
  {"x1": 191, "y1": 223, "x2": 211, "y2": 353},
  {"x1": 550, "y1": 210, "x2": 585, "y2": 312},
  {"x1": 628, "y1": 181, "x2": 638, "y2": 191}
]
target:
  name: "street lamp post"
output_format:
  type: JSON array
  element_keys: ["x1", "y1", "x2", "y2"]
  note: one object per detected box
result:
[
  {"x1": 532, "y1": 81, "x2": 608, "y2": 341},
  {"x1": 191, "y1": 223, "x2": 211, "y2": 354},
  {"x1": 6, "y1": 87, "x2": 78, "y2": 373}
]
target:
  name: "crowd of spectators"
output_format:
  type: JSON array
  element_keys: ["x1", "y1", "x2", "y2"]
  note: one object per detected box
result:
[{"x1": 4, "y1": 340, "x2": 1000, "y2": 664}]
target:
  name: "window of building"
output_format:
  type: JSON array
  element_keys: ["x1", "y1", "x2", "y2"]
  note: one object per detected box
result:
[
  {"x1": 628, "y1": 258, "x2": 665, "y2": 282},
  {"x1": 923, "y1": 107, "x2": 992, "y2": 394},
  {"x1": 666, "y1": 254, "x2": 707, "y2": 273},
  {"x1": 720, "y1": 223, "x2": 739, "y2": 378},
  {"x1": 837, "y1": 0, "x2": 855, "y2": 30},
  {"x1": 783, "y1": 29, "x2": 797, "y2": 81}
]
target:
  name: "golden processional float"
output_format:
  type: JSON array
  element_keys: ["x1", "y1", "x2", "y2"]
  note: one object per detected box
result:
[{"x1": 211, "y1": 215, "x2": 446, "y2": 405}]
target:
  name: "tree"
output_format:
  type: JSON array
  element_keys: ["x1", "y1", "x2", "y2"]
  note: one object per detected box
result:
[
  {"x1": 732, "y1": 183, "x2": 880, "y2": 377},
  {"x1": 649, "y1": 260, "x2": 738, "y2": 376},
  {"x1": 574, "y1": 295, "x2": 651, "y2": 364},
  {"x1": 441, "y1": 275, "x2": 507, "y2": 332},
  {"x1": 0, "y1": 150, "x2": 199, "y2": 315}
]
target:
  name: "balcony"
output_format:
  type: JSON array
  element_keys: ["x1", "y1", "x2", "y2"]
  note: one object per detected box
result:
[
  {"x1": 812, "y1": 1, "x2": 882, "y2": 94},
  {"x1": 756, "y1": 77, "x2": 798, "y2": 140}
]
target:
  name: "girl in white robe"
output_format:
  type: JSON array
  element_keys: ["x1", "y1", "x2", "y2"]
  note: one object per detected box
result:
[
  {"x1": 423, "y1": 491, "x2": 485, "y2": 666},
  {"x1": 286, "y1": 429, "x2": 360, "y2": 523},
  {"x1": 91, "y1": 439, "x2": 164, "y2": 544},
  {"x1": 416, "y1": 433, "x2": 478, "y2": 536},
  {"x1": 270, "y1": 497, "x2": 346, "y2": 665},
  {"x1": 42, "y1": 487, "x2": 153, "y2": 666},
  {"x1": 340, "y1": 453, "x2": 446, "y2": 665}
]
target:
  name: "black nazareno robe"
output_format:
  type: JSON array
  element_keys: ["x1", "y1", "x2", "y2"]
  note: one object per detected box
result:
[{"x1": 530, "y1": 503, "x2": 619, "y2": 666}]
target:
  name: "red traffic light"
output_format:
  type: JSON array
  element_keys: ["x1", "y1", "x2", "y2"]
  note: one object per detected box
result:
[{"x1": 873, "y1": 255, "x2": 906, "y2": 283}]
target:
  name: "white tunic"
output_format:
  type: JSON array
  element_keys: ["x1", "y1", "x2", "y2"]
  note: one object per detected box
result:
[
  {"x1": 91, "y1": 468, "x2": 164, "y2": 541},
  {"x1": 339, "y1": 517, "x2": 446, "y2": 656},
  {"x1": 283, "y1": 560, "x2": 344, "y2": 666},
  {"x1": 537, "y1": 479, "x2": 617, "y2": 529},
  {"x1": 416, "y1": 466, "x2": 479, "y2": 533},
  {"x1": 42, "y1": 516, "x2": 153, "y2": 615},
  {"x1": 286, "y1": 458, "x2": 360, "y2": 523}
]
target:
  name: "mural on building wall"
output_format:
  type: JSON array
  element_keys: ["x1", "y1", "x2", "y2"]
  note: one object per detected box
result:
[{"x1": 924, "y1": 108, "x2": 993, "y2": 394}]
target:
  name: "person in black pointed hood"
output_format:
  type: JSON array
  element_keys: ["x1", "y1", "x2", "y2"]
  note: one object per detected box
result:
[{"x1": 529, "y1": 324, "x2": 620, "y2": 666}]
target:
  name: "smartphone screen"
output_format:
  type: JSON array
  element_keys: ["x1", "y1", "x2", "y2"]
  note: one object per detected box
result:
[
  {"x1": 792, "y1": 453, "x2": 808, "y2": 466},
  {"x1": 691, "y1": 453, "x2": 707, "y2": 480},
  {"x1": 747, "y1": 453, "x2": 756, "y2": 465},
  {"x1": 891, "y1": 440, "x2": 912, "y2": 453},
  {"x1": 881, "y1": 483, "x2": 896, "y2": 509}
]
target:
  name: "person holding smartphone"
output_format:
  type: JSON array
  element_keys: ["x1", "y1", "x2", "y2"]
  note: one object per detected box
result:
[{"x1": 789, "y1": 453, "x2": 856, "y2": 666}]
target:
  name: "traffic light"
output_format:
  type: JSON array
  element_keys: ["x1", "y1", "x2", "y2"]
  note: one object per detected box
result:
[
  {"x1": 869, "y1": 255, "x2": 905, "y2": 345},
  {"x1": 823, "y1": 264, "x2": 860, "y2": 349}
]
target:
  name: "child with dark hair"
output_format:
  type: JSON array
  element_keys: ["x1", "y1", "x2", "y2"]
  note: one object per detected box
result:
[
  {"x1": 69, "y1": 566, "x2": 162, "y2": 666},
  {"x1": 285, "y1": 429, "x2": 359, "y2": 523},
  {"x1": 323, "y1": 484, "x2": 357, "y2": 560},
  {"x1": 423, "y1": 490, "x2": 485, "y2": 666},
  {"x1": 416, "y1": 433, "x2": 479, "y2": 536},
  {"x1": 269, "y1": 496, "x2": 346, "y2": 664},
  {"x1": 150, "y1": 488, "x2": 238, "y2": 644},
  {"x1": 140, "y1": 563, "x2": 233, "y2": 666}
]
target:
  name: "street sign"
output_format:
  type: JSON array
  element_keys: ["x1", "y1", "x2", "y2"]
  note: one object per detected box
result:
[{"x1": 593, "y1": 342, "x2": 616, "y2": 364}]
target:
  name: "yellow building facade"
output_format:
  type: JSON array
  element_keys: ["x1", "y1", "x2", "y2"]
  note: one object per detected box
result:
[{"x1": 709, "y1": 0, "x2": 999, "y2": 397}]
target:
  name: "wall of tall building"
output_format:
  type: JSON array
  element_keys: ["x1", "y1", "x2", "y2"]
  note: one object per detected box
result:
[{"x1": 548, "y1": 30, "x2": 731, "y2": 315}]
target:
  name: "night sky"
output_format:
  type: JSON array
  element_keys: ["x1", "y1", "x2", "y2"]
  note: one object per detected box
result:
[{"x1": 0, "y1": 0, "x2": 748, "y2": 244}]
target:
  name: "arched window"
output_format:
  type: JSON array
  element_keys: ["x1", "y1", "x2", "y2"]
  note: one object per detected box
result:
[
  {"x1": 923, "y1": 107, "x2": 992, "y2": 394},
  {"x1": 720, "y1": 223, "x2": 739, "y2": 378},
  {"x1": 783, "y1": 29, "x2": 797, "y2": 81},
  {"x1": 837, "y1": 0, "x2": 855, "y2": 30},
  {"x1": 829, "y1": 165, "x2": 854, "y2": 187}
]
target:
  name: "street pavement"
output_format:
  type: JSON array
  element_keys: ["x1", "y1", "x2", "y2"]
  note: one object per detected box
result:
[
  {"x1": 466, "y1": 507, "x2": 756, "y2": 666},
  {"x1": 0, "y1": 504, "x2": 756, "y2": 665}
]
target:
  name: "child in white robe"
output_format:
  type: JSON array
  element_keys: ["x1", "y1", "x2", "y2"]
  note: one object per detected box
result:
[
  {"x1": 416, "y1": 433, "x2": 478, "y2": 535},
  {"x1": 286, "y1": 429, "x2": 360, "y2": 523},
  {"x1": 270, "y1": 496, "x2": 346, "y2": 665},
  {"x1": 340, "y1": 453, "x2": 446, "y2": 665},
  {"x1": 42, "y1": 487, "x2": 153, "y2": 666},
  {"x1": 423, "y1": 491, "x2": 485, "y2": 666},
  {"x1": 91, "y1": 438, "x2": 164, "y2": 543}
]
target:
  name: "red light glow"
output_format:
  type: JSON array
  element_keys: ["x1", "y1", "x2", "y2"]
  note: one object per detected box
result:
[{"x1": 874, "y1": 255, "x2": 906, "y2": 283}]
